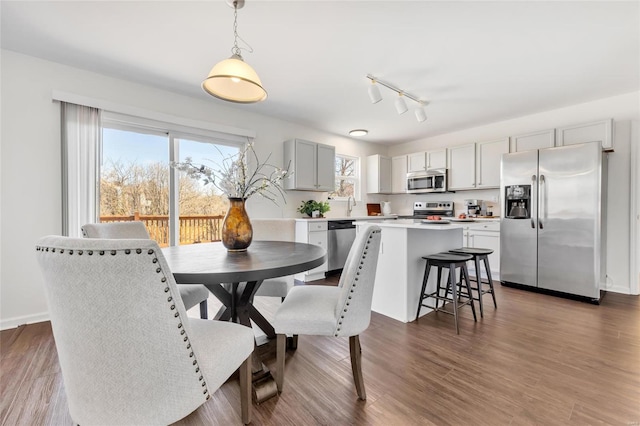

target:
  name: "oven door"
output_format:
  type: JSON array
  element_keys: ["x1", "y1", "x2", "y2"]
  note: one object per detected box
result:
[{"x1": 407, "y1": 173, "x2": 434, "y2": 193}]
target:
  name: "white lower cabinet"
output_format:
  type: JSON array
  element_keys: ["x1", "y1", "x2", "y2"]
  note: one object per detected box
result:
[
  {"x1": 463, "y1": 223, "x2": 500, "y2": 281},
  {"x1": 294, "y1": 221, "x2": 328, "y2": 282}
]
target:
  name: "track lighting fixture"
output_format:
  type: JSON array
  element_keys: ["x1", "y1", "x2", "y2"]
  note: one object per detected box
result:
[
  {"x1": 366, "y1": 74, "x2": 428, "y2": 123},
  {"x1": 202, "y1": 0, "x2": 267, "y2": 103}
]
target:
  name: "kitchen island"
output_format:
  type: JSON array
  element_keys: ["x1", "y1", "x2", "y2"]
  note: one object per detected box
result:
[{"x1": 355, "y1": 219, "x2": 464, "y2": 323}]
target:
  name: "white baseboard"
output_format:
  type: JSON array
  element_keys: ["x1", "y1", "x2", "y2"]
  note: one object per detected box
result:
[
  {"x1": 0, "y1": 312, "x2": 50, "y2": 331},
  {"x1": 603, "y1": 284, "x2": 634, "y2": 296}
]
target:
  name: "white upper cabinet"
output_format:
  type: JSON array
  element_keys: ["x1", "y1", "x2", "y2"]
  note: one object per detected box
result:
[
  {"x1": 427, "y1": 149, "x2": 447, "y2": 169},
  {"x1": 367, "y1": 154, "x2": 392, "y2": 194},
  {"x1": 447, "y1": 143, "x2": 476, "y2": 190},
  {"x1": 316, "y1": 143, "x2": 336, "y2": 191},
  {"x1": 556, "y1": 118, "x2": 613, "y2": 151},
  {"x1": 407, "y1": 152, "x2": 426, "y2": 173},
  {"x1": 391, "y1": 155, "x2": 408, "y2": 194},
  {"x1": 510, "y1": 129, "x2": 555, "y2": 152},
  {"x1": 407, "y1": 148, "x2": 446, "y2": 173},
  {"x1": 476, "y1": 138, "x2": 509, "y2": 189},
  {"x1": 283, "y1": 139, "x2": 335, "y2": 192}
]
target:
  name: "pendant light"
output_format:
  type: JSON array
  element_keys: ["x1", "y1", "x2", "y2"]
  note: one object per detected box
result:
[{"x1": 202, "y1": 0, "x2": 267, "y2": 103}]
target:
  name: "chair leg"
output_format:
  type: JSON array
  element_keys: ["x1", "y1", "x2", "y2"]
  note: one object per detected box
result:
[
  {"x1": 474, "y1": 255, "x2": 484, "y2": 318},
  {"x1": 199, "y1": 300, "x2": 208, "y2": 319},
  {"x1": 349, "y1": 335, "x2": 366, "y2": 400},
  {"x1": 287, "y1": 334, "x2": 299, "y2": 350},
  {"x1": 448, "y1": 264, "x2": 460, "y2": 335},
  {"x1": 462, "y1": 264, "x2": 477, "y2": 322},
  {"x1": 276, "y1": 334, "x2": 287, "y2": 393},
  {"x1": 239, "y1": 355, "x2": 252, "y2": 425},
  {"x1": 484, "y1": 256, "x2": 498, "y2": 308},
  {"x1": 416, "y1": 260, "x2": 431, "y2": 320}
]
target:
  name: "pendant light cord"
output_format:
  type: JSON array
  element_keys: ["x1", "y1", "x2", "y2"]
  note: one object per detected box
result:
[{"x1": 231, "y1": 1, "x2": 254, "y2": 57}]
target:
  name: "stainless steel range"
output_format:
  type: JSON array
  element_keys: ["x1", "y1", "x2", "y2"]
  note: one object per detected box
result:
[{"x1": 412, "y1": 201, "x2": 454, "y2": 218}]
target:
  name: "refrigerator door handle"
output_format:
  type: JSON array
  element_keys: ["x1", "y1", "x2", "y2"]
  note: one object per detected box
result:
[
  {"x1": 531, "y1": 174, "x2": 537, "y2": 228},
  {"x1": 538, "y1": 174, "x2": 545, "y2": 229}
]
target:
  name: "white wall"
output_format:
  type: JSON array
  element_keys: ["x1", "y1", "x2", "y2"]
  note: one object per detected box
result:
[
  {"x1": 388, "y1": 91, "x2": 640, "y2": 296},
  {"x1": 0, "y1": 50, "x2": 387, "y2": 329}
]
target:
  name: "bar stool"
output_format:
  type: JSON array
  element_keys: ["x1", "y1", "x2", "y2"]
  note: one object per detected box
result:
[
  {"x1": 449, "y1": 247, "x2": 497, "y2": 318},
  {"x1": 415, "y1": 252, "x2": 477, "y2": 334}
]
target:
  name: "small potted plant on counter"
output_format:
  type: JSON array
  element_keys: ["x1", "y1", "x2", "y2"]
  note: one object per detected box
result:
[{"x1": 297, "y1": 200, "x2": 330, "y2": 218}]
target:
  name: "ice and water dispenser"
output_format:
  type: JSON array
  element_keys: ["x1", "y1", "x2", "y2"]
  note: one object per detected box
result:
[{"x1": 504, "y1": 185, "x2": 531, "y2": 219}]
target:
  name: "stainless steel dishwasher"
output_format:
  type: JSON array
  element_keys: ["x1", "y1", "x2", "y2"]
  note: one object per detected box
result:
[{"x1": 327, "y1": 220, "x2": 357, "y2": 272}]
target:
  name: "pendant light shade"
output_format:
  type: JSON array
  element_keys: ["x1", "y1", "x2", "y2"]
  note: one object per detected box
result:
[
  {"x1": 202, "y1": 0, "x2": 267, "y2": 103},
  {"x1": 202, "y1": 54, "x2": 267, "y2": 103}
]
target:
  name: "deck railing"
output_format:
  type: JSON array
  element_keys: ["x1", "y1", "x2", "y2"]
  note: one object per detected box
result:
[{"x1": 100, "y1": 212, "x2": 224, "y2": 246}]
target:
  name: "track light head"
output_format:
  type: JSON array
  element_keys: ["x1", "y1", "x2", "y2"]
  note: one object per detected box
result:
[
  {"x1": 395, "y1": 95, "x2": 408, "y2": 114},
  {"x1": 415, "y1": 107, "x2": 427, "y2": 122},
  {"x1": 368, "y1": 83, "x2": 382, "y2": 104}
]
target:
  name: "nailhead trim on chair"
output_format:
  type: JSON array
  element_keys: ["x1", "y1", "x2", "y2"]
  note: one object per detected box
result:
[
  {"x1": 35, "y1": 244, "x2": 212, "y2": 401},
  {"x1": 333, "y1": 229, "x2": 380, "y2": 337}
]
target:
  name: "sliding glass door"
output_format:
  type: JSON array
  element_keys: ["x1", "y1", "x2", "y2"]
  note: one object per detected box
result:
[{"x1": 100, "y1": 123, "x2": 240, "y2": 246}]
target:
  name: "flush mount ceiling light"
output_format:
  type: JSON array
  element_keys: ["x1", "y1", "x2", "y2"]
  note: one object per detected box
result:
[
  {"x1": 349, "y1": 129, "x2": 368, "y2": 137},
  {"x1": 366, "y1": 74, "x2": 429, "y2": 123},
  {"x1": 202, "y1": 0, "x2": 267, "y2": 103}
]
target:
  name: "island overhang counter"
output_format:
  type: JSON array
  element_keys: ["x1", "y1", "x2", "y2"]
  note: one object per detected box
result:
[{"x1": 354, "y1": 220, "x2": 464, "y2": 323}]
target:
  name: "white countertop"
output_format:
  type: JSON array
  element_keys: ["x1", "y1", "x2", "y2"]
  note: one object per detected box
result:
[
  {"x1": 355, "y1": 218, "x2": 464, "y2": 230},
  {"x1": 294, "y1": 215, "x2": 398, "y2": 222}
]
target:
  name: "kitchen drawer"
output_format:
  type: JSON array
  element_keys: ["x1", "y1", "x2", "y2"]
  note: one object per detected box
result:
[
  {"x1": 466, "y1": 222, "x2": 500, "y2": 232},
  {"x1": 308, "y1": 231, "x2": 327, "y2": 248},
  {"x1": 307, "y1": 221, "x2": 328, "y2": 232}
]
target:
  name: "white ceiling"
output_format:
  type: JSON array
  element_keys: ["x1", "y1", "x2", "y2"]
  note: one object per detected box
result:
[{"x1": 2, "y1": 1, "x2": 639, "y2": 145}]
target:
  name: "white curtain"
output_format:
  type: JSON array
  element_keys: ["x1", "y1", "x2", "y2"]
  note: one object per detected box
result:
[{"x1": 61, "y1": 102, "x2": 101, "y2": 237}]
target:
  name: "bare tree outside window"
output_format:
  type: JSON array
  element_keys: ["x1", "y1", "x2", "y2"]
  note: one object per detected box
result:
[
  {"x1": 99, "y1": 127, "x2": 239, "y2": 246},
  {"x1": 332, "y1": 154, "x2": 359, "y2": 198}
]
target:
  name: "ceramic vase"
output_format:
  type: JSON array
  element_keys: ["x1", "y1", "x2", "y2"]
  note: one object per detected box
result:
[{"x1": 221, "y1": 198, "x2": 253, "y2": 252}]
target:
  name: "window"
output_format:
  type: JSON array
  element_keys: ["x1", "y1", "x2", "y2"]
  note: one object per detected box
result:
[
  {"x1": 100, "y1": 114, "x2": 242, "y2": 246},
  {"x1": 333, "y1": 154, "x2": 359, "y2": 199}
]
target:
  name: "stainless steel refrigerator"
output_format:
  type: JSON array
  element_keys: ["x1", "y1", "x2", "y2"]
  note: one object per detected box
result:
[{"x1": 500, "y1": 141, "x2": 607, "y2": 302}]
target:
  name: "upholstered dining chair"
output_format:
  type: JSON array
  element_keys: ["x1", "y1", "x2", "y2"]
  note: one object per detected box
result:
[
  {"x1": 81, "y1": 222, "x2": 210, "y2": 319},
  {"x1": 35, "y1": 236, "x2": 254, "y2": 425},
  {"x1": 273, "y1": 225, "x2": 382, "y2": 400},
  {"x1": 251, "y1": 218, "x2": 296, "y2": 301}
]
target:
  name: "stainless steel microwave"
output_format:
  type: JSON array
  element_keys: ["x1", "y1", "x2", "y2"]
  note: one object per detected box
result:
[{"x1": 407, "y1": 169, "x2": 448, "y2": 193}]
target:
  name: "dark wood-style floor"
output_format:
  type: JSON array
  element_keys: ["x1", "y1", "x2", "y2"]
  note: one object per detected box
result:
[{"x1": 2, "y1": 277, "x2": 639, "y2": 425}]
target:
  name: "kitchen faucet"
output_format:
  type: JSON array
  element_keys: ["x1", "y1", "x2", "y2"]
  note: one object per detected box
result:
[{"x1": 346, "y1": 196, "x2": 356, "y2": 217}]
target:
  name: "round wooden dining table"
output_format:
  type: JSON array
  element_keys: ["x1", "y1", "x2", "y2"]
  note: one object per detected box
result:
[
  {"x1": 162, "y1": 240, "x2": 326, "y2": 336},
  {"x1": 162, "y1": 240, "x2": 327, "y2": 403}
]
